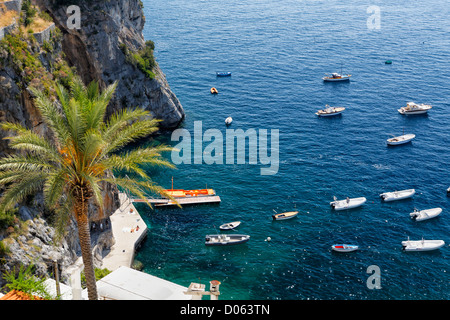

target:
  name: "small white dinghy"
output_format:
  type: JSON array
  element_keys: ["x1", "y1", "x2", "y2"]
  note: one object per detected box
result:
[
  {"x1": 225, "y1": 117, "x2": 233, "y2": 125},
  {"x1": 315, "y1": 105, "x2": 345, "y2": 117},
  {"x1": 331, "y1": 244, "x2": 359, "y2": 252},
  {"x1": 272, "y1": 211, "x2": 299, "y2": 221},
  {"x1": 219, "y1": 221, "x2": 241, "y2": 230},
  {"x1": 410, "y1": 207, "x2": 442, "y2": 221},
  {"x1": 330, "y1": 196, "x2": 366, "y2": 211},
  {"x1": 380, "y1": 189, "x2": 415, "y2": 202},
  {"x1": 387, "y1": 134, "x2": 415, "y2": 146},
  {"x1": 402, "y1": 238, "x2": 445, "y2": 252}
]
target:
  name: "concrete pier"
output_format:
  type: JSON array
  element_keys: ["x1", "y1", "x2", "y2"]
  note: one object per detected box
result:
[{"x1": 101, "y1": 192, "x2": 148, "y2": 271}]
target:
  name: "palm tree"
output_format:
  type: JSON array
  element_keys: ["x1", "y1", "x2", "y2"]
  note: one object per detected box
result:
[{"x1": 0, "y1": 77, "x2": 175, "y2": 300}]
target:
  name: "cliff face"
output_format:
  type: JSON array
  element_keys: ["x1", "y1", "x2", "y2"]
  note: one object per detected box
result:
[
  {"x1": 0, "y1": 0, "x2": 184, "y2": 284},
  {"x1": 44, "y1": 0, "x2": 185, "y2": 128}
]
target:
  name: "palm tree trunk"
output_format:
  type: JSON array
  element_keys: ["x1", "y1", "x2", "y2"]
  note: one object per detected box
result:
[{"x1": 74, "y1": 191, "x2": 98, "y2": 300}]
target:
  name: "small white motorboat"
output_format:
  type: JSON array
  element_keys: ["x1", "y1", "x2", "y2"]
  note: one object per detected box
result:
[
  {"x1": 330, "y1": 196, "x2": 366, "y2": 211},
  {"x1": 225, "y1": 117, "x2": 232, "y2": 125},
  {"x1": 447, "y1": 187, "x2": 450, "y2": 196},
  {"x1": 272, "y1": 211, "x2": 299, "y2": 221},
  {"x1": 410, "y1": 207, "x2": 442, "y2": 221},
  {"x1": 219, "y1": 221, "x2": 241, "y2": 230},
  {"x1": 402, "y1": 238, "x2": 445, "y2": 252},
  {"x1": 323, "y1": 72, "x2": 351, "y2": 82},
  {"x1": 387, "y1": 133, "x2": 415, "y2": 146},
  {"x1": 316, "y1": 105, "x2": 345, "y2": 117},
  {"x1": 205, "y1": 234, "x2": 250, "y2": 246},
  {"x1": 331, "y1": 244, "x2": 359, "y2": 252},
  {"x1": 380, "y1": 189, "x2": 415, "y2": 202},
  {"x1": 398, "y1": 102, "x2": 432, "y2": 115}
]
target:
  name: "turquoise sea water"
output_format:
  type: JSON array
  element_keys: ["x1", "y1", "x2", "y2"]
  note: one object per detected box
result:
[{"x1": 134, "y1": 0, "x2": 450, "y2": 299}]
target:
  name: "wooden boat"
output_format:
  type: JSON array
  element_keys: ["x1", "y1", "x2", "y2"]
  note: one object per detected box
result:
[
  {"x1": 331, "y1": 244, "x2": 359, "y2": 252},
  {"x1": 402, "y1": 238, "x2": 445, "y2": 252},
  {"x1": 216, "y1": 71, "x2": 231, "y2": 77},
  {"x1": 315, "y1": 105, "x2": 345, "y2": 117},
  {"x1": 205, "y1": 234, "x2": 250, "y2": 246},
  {"x1": 330, "y1": 197, "x2": 366, "y2": 211},
  {"x1": 380, "y1": 189, "x2": 415, "y2": 202},
  {"x1": 398, "y1": 102, "x2": 432, "y2": 115},
  {"x1": 410, "y1": 207, "x2": 442, "y2": 221},
  {"x1": 210, "y1": 87, "x2": 218, "y2": 94},
  {"x1": 387, "y1": 134, "x2": 415, "y2": 146},
  {"x1": 225, "y1": 116, "x2": 233, "y2": 125},
  {"x1": 272, "y1": 211, "x2": 299, "y2": 220},
  {"x1": 322, "y1": 72, "x2": 351, "y2": 82},
  {"x1": 219, "y1": 221, "x2": 241, "y2": 230}
]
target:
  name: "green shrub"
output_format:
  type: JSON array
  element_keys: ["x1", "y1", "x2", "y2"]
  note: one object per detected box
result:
[
  {"x1": 0, "y1": 208, "x2": 18, "y2": 229},
  {"x1": 120, "y1": 40, "x2": 156, "y2": 79},
  {"x1": 2, "y1": 264, "x2": 54, "y2": 300}
]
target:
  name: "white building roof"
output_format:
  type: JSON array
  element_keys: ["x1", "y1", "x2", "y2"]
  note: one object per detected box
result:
[{"x1": 96, "y1": 266, "x2": 191, "y2": 300}]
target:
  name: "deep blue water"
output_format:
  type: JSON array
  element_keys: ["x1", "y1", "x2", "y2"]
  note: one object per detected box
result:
[{"x1": 134, "y1": 0, "x2": 450, "y2": 299}]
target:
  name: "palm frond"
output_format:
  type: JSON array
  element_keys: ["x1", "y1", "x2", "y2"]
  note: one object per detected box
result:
[
  {"x1": 43, "y1": 169, "x2": 69, "y2": 209},
  {"x1": 0, "y1": 154, "x2": 52, "y2": 173},
  {"x1": 28, "y1": 86, "x2": 71, "y2": 144},
  {"x1": 1, "y1": 124, "x2": 61, "y2": 162},
  {"x1": 0, "y1": 171, "x2": 47, "y2": 211}
]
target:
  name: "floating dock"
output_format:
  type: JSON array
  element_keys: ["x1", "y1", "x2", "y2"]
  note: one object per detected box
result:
[{"x1": 132, "y1": 195, "x2": 221, "y2": 207}]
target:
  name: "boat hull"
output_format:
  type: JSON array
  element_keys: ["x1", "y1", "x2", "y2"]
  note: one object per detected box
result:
[
  {"x1": 205, "y1": 234, "x2": 250, "y2": 246},
  {"x1": 402, "y1": 240, "x2": 445, "y2": 251},
  {"x1": 398, "y1": 109, "x2": 429, "y2": 115},
  {"x1": 387, "y1": 134, "x2": 416, "y2": 145},
  {"x1": 410, "y1": 208, "x2": 442, "y2": 221},
  {"x1": 272, "y1": 211, "x2": 299, "y2": 220},
  {"x1": 216, "y1": 72, "x2": 231, "y2": 77},
  {"x1": 323, "y1": 77, "x2": 351, "y2": 82},
  {"x1": 331, "y1": 244, "x2": 359, "y2": 252},
  {"x1": 330, "y1": 197, "x2": 366, "y2": 211},
  {"x1": 380, "y1": 189, "x2": 415, "y2": 202}
]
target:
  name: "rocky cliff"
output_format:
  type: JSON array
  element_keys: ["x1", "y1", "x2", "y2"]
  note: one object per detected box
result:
[
  {"x1": 43, "y1": 0, "x2": 185, "y2": 128},
  {"x1": 0, "y1": 0, "x2": 184, "y2": 286}
]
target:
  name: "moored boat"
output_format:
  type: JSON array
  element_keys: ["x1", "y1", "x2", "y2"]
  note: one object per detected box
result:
[
  {"x1": 210, "y1": 87, "x2": 218, "y2": 94},
  {"x1": 380, "y1": 189, "x2": 415, "y2": 201},
  {"x1": 323, "y1": 72, "x2": 351, "y2": 82},
  {"x1": 216, "y1": 71, "x2": 231, "y2": 77},
  {"x1": 205, "y1": 234, "x2": 250, "y2": 246},
  {"x1": 272, "y1": 211, "x2": 299, "y2": 220},
  {"x1": 225, "y1": 116, "x2": 233, "y2": 125},
  {"x1": 163, "y1": 188, "x2": 216, "y2": 198},
  {"x1": 330, "y1": 196, "x2": 366, "y2": 211},
  {"x1": 447, "y1": 187, "x2": 450, "y2": 196},
  {"x1": 315, "y1": 105, "x2": 345, "y2": 117},
  {"x1": 387, "y1": 134, "x2": 415, "y2": 146},
  {"x1": 402, "y1": 238, "x2": 445, "y2": 252},
  {"x1": 219, "y1": 221, "x2": 241, "y2": 230},
  {"x1": 410, "y1": 207, "x2": 442, "y2": 221},
  {"x1": 398, "y1": 102, "x2": 432, "y2": 115},
  {"x1": 331, "y1": 244, "x2": 359, "y2": 252}
]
